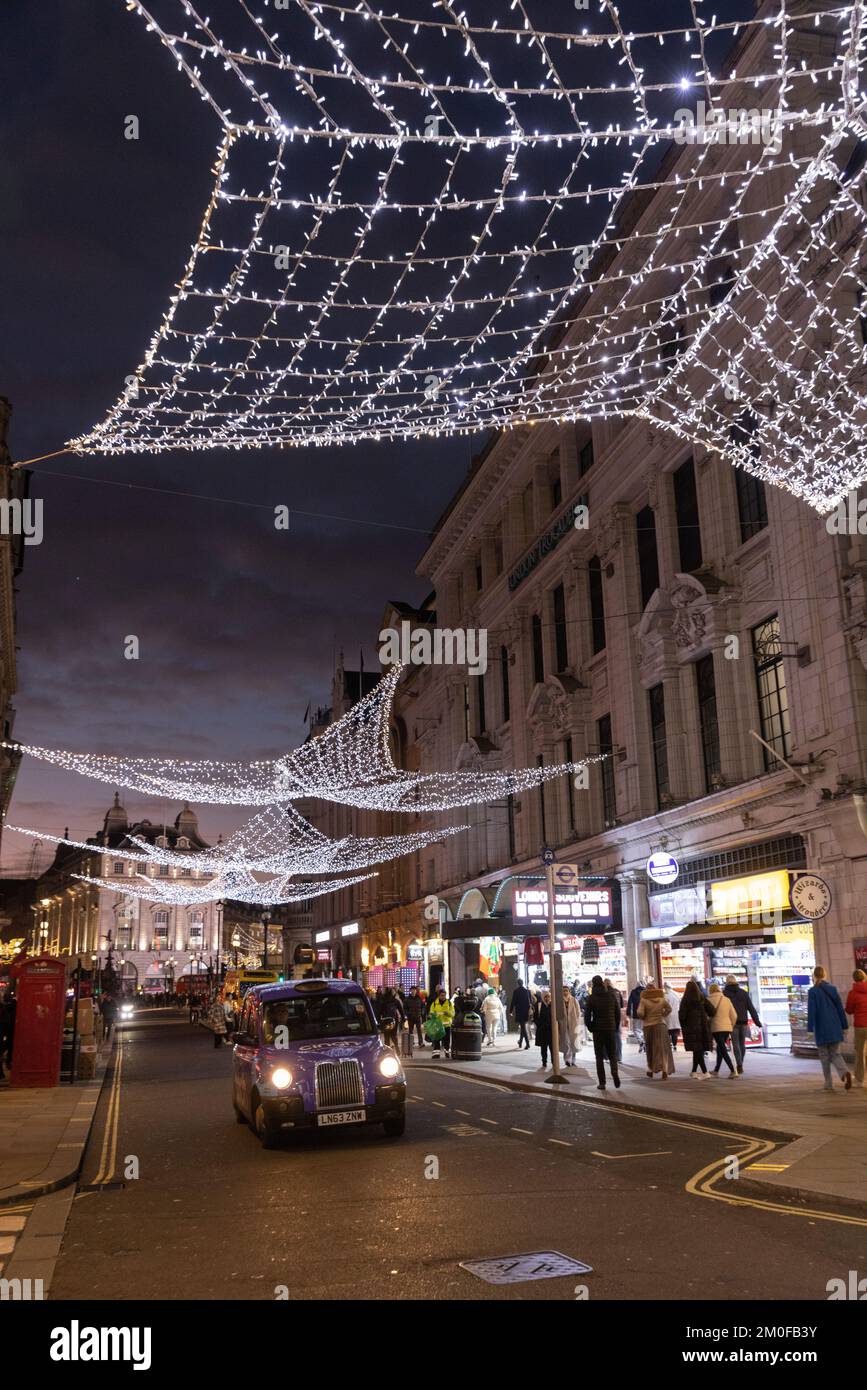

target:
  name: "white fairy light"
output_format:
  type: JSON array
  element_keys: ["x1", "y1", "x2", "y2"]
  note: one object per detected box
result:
[
  {"x1": 6, "y1": 665, "x2": 599, "y2": 809},
  {"x1": 72, "y1": 866, "x2": 379, "y2": 907},
  {"x1": 63, "y1": 1, "x2": 867, "y2": 511},
  {"x1": 8, "y1": 804, "x2": 469, "y2": 874}
]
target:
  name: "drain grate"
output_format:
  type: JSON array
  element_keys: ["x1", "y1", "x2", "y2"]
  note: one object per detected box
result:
[{"x1": 460, "y1": 1252, "x2": 592, "y2": 1285}]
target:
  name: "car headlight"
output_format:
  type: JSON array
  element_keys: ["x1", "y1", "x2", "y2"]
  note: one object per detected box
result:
[
  {"x1": 379, "y1": 1054, "x2": 401, "y2": 1079},
  {"x1": 271, "y1": 1067, "x2": 292, "y2": 1089}
]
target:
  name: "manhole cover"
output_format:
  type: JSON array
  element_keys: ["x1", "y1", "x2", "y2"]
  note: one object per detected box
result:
[{"x1": 460, "y1": 1252, "x2": 592, "y2": 1285}]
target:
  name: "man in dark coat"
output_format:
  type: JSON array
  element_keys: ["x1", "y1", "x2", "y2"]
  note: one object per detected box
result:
[
  {"x1": 585, "y1": 975, "x2": 621, "y2": 1089},
  {"x1": 510, "y1": 980, "x2": 532, "y2": 1050},
  {"x1": 535, "y1": 991, "x2": 553, "y2": 1068},
  {"x1": 404, "y1": 986, "x2": 426, "y2": 1048},
  {"x1": 723, "y1": 975, "x2": 762, "y2": 1074}
]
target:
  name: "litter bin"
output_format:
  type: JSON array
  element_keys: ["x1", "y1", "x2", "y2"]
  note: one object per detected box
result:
[
  {"x1": 451, "y1": 1011, "x2": 483, "y2": 1061},
  {"x1": 60, "y1": 1034, "x2": 81, "y2": 1083}
]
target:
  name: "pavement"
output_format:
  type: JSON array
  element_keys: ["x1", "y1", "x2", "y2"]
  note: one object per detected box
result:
[{"x1": 406, "y1": 1031, "x2": 867, "y2": 1210}]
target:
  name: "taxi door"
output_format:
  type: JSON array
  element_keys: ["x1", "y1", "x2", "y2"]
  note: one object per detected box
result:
[{"x1": 232, "y1": 997, "x2": 258, "y2": 1119}]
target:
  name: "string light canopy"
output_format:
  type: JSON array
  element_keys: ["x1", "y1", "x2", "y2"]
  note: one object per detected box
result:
[
  {"x1": 6, "y1": 664, "x2": 597, "y2": 809},
  {"x1": 8, "y1": 804, "x2": 469, "y2": 874},
  {"x1": 73, "y1": 865, "x2": 379, "y2": 907},
  {"x1": 66, "y1": 0, "x2": 867, "y2": 511}
]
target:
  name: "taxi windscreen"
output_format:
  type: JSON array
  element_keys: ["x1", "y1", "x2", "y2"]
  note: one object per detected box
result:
[{"x1": 262, "y1": 994, "x2": 375, "y2": 1042}]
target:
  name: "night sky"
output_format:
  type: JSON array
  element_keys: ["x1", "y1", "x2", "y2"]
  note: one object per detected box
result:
[{"x1": 0, "y1": 0, "x2": 475, "y2": 870}]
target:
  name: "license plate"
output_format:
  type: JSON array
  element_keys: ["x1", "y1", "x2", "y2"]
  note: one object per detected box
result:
[{"x1": 317, "y1": 1109, "x2": 365, "y2": 1127}]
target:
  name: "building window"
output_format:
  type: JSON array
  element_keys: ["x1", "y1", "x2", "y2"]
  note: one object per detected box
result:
[
  {"x1": 752, "y1": 616, "x2": 792, "y2": 768},
  {"x1": 113, "y1": 862, "x2": 125, "y2": 875},
  {"x1": 537, "y1": 754, "x2": 548, "y2": 843},
  {"x1": 553, "y1": 583, "x2": 568, "y2": 671},
  {"x1": 588, "y1": 556, "x2": 606, "y2": 654},
  {"x1": 181, "y1": 867, "x2": 192, "y2": 878},
  {"x1": 522, "y1": 482, "x2": 534, "y2": 541},
  {"x1": 577, "y1": 434, "x2": 594, "y2": 477},
  {"x1": 500, "y1": 645, "x2": 510, "y2": 723},
  {"x1": 695, "y1": 654, "x2": 721, "y2": 792},
  {"x1": 636, "y1": 505, "x2": 660, "y2": 609},
  {"x1": 116, "y1": 921, "x2": 133, "y2": 949},
  {"x1": 506, "y1": 793, "x2": 516, "y2": 861},
  {"x1": 153, "y1": 911, "x2": 169, "y2": 947},
  {"x1": 597, "y1": 714, "x2": 616, "y2": 826},
  {"x1": 649, "y1": 684, "x2": 670, "y2": 809},
  {"x1": 735, "y1": 469, "x2": 768, "y2": 543},
  {"x1": 551, "y1": 475, "x2": 562, "y2": 511},
  {"x1": 674, "y1": 457, "x2": 702, "y2": 573},
  {"x1": 189, "y1": 914, "x2": 204, "y2": 948},
  {"x1": 565, "y1": 736, "x2": 577, "y2": 833},
  {"x1": 532, "y1": 613, "x2": 544, "y2": 684},
  {"x1": 476, "y1": 671, "x2": 487, "y2": 737},
  {"x1": 475, "y1": 556, "x2": 483, "y2": 591},
  {"x1": 159, "y1": 864, "x2": 170, "y2": 877}
]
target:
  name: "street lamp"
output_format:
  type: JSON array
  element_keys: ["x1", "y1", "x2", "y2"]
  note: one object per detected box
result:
[
  {"x1": 262, "y1": 910, "x2": 271, "y2": 970},
  {"x1": 231, "y1": 930, "x2": 241, "y2": 966}
]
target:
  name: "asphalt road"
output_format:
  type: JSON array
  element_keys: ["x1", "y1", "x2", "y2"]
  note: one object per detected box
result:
[{"x1": 48, "y1": 1013, "x2": 867, "y2": 1301}]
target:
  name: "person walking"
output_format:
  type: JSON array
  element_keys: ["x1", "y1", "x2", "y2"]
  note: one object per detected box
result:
[
  {"x1": 808, "y1": 966, "x2": 853, "y2": 1091},
  {"x1": 627, "y1": 978, "x2": 647, "y2": 1052},
  {"x1": 427, "y1": 987, "x2": 455, "y2": 1059},
  {"x1": 208, "y1": 992, "x2": 228, "y2": 1048},
  {"x1": 561, "y1": 985, "x2": 580, "y2": 1067},
  {"x1": 585, "y1": 975, "x2": 621, "y2": 1089},
  {"x1": 100, "y1": 993, "x2": 117, "y2": 1041},
  {"x1": 510, "y1": 979, "x2": 532, "y2": 1050},
  {"x1": 497, "y1": 985, "x2": 509, "y2": 1037},
  {"x1": 481, "y1": 988, "x2": 504, "y2": 1046},
  {"x1": 706, "y1": 983, "x2": 738, "y2": 1077},
  {"x1": 663, "y1": 983, "x2": 681, "y2": 1053},
  {"x1": 678, "y1": 978, "x2": 714, "y2": 1077},
  {"x1": 637, "y1": 981, "x2": 675, "y2": 1078},
  {"x1": 845, "y1": 969, "x2": 867, "y2": 1087},
  {"x1": 723, "y1": 974, "x2": 762, "y2": 1074},
  {"x1": 604, "y1": 978, "x2": 624, "y2": 1061},
  {"x1": 405, "y1": 986, "x2": 426, "y2": 1048},
  {"x1": 535, "y1": 990, "x2": 553, "y2": 1069}
]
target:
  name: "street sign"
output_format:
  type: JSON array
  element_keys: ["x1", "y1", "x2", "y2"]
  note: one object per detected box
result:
[
  {"x1": 647, "y1": 852, "x2": 679, "y2": 885},
  {"x1": 541, "y1": 846, "x2": 555, "y2": 865},
  {"x1": 552, "y1": 862, "x2": 580, "y2": 887}
]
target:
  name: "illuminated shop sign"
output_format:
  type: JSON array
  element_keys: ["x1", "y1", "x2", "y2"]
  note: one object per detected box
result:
[
  {"x1": 709, "y1": 870, "x2": 790, "y2": 924},
  {"x1": 512, "y1": 885, "x2": 614, "y2": 929},
  {"x1": 341, "y1": 922, "x2": 359, "y2": 938}
]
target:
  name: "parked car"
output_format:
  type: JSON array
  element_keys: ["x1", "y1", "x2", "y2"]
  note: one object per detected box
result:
[{"x1": 231, "y1": 979, "x2": 406, "y2": 1148}]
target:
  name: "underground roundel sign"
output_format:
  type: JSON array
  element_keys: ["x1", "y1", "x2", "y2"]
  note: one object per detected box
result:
[{"x1": 646, "y1": 852, "x2": 679, "y2": 886}]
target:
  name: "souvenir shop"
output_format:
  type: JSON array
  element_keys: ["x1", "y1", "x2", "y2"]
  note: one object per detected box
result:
[{"x1": 644, "y1": 849, "x2": 818, "y2": 1051}]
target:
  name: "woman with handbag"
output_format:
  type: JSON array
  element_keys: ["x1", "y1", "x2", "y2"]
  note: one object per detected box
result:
[{"x1": 678, "y1": 978, "x2": 713, "y2": 1077}]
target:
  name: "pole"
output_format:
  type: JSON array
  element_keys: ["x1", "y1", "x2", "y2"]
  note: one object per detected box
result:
[
  {"x1": 544, "y1": 854, "x2": 568, "y2": 1086},
  {"x1": 69, "y1": 956, "x2": 81, "y2": 1086}
]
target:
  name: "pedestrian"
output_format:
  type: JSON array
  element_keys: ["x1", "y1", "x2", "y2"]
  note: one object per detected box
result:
[
  {"x1": 627, "y1": 977, "x2": 647, "y2": 1052},
  {"x1": 535, "y1": 990, "x2": 553, "y2": 1068},
  {"x1": 208, "y1": 992, "x2": 228, "y2": 1047},
  {"x1": 481, "y1": 988, "x2": 503, "y2": 1045},
  {"x1": 723, "y1": 973, "x2": 763, "y2": 1074},
  {"x1": 663, "y1": 983, "x2": 681, "y2": 1052},
  {"x1": 706, "y1": 983, "x2": 738, "y2": 1077},
  {"x1": 426, "y1": 987, "x2": 455, "y2": 1059},
  {"x1": 497, "y1": 985, "x2": 509, "y2": 1036},
  {"x1": 845, "y1": 969, "x2": 867, "y2": 1087},
  {"x1": 585, "y1": 975, "x2": 621, "y2": 1089},
  {"x1": 222, "y1": 993, "x2": 236, "y2": 1040},
  {"x1": 604, "y1": 977, "x2": 624, "y2": 1061},
  {"x1": 561, "y1": 985, "x2": 580, "y2": 1066},
  {"x1": 637, "y1": 981, "x2": 675, "y2": 1078},
  {"x1": 405, "y1": 985, "x2": 426, "y2": 1048},
  {"x1": 510, "y1": 979, "x2": 532, "y2": 1049},
  {"x1": 100, "y1": 993, "x2": 117, "y2": 1041},
  {"x1": 808, "y1": 966, "x2": 853, "y2": 1091},
  {"x1": 678, "y1": 978, "x2": 714, "y2": 1077},
  {"x1": 377, "y1": 987, "x2": 405, "y2": 1046},
  {"x1": 189, "y1": 993, "x2": 201, "y2": 1025}
]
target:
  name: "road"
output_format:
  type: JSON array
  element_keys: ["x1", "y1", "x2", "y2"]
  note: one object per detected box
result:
[{"x1": 47, "y1": 1012, "x2": 867, "y2": 1301}]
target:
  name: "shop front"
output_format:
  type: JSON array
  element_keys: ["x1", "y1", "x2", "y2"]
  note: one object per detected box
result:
[{"x1": 645, "y1": 864, "x2": 818, "y2": 1052}]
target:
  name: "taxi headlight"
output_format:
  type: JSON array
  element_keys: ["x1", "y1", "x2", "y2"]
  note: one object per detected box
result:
[
  {"x1": 271, "y1": 1067, "x2": 292, "y2": 1089},
  {"x1": 379, "y1": 1054, "x2": 401, "y2": 1079}
]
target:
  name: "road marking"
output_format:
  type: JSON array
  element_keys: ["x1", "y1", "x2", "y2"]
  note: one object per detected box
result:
[
  {"x1": 430, "y1": 1100, "x2": 446, "y2": 1108},
  {"x1": 745, "y1": 1163, "x2": 789, "y2": 1171},
  {"x1": 510, "y1": 1126, "x2": 533, "y2": 1135},
  {"x1": 479, "y1": 1117, "x2": 498, "y2": 1125},
  {"x1": 454, "y1": 1109, "x2": 471, "y2": 1116},
  {"x1": 592, "y1": 1149, "x2": 672, "y2": 1160},
  {"x1": 93, "y1": 1037, "x2": 123, "y2": 1186},
  {"x1": 410, "y1": 1095, "x2": 425, "y2": 1100},
  {"x1": 548, "y1": 1138, "x2": 572, "y2": 1146}
]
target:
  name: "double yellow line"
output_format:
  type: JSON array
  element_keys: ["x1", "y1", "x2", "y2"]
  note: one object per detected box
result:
[{"x1": 92, "y1": 1038, "x2": 124, "y2": 1186}]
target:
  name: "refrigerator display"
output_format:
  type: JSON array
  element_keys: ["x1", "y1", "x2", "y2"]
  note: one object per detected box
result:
[
  {"x1": 711, "y1": 946, "x2": 763, "y2": 1047},
  {"x1": 659, "y1": 943, "x2": 705, "y2": 995}
]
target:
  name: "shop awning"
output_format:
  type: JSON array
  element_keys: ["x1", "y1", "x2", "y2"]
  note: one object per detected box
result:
[{"x1": 668, "y1": 924, "x2": 776, "y2": 948}]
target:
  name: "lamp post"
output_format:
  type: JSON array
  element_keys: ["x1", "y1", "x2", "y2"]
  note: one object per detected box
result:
[
  {"x1": 262, "y1": 910, "x2": 271, "y2": 970},
  {"x1": 542, "y1": 847, "x2": 568, "y2": 1086},
  {"x1": 231, "y1": 930, "x2": 241, "y2": 967}
]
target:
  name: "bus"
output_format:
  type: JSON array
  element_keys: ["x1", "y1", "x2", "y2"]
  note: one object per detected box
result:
[{"x1": 223, "y1": 967, "x2": 280, "y2": 1012}]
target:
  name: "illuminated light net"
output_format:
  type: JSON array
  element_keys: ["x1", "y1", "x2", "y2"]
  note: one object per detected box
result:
[
  {"x1": 8, "y1": 665, "x2": 596, "y2": 809},
  {"x1": 73, "y1": 866, "x2": 379, "y2": 907},
  {"x1": 9, "y1": 804, "x2": 468, "y2": 874},
  {"x1": 68, "y1": 0, "x2": 867, "y2": 511}
]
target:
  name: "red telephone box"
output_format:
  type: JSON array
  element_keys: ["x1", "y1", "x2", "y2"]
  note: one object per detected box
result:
[{"x1": 9, "y1": 954, "x2": 67, "y2": 1088}]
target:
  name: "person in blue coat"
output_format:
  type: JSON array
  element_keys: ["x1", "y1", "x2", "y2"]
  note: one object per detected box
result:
[{"x1": 807, "y1": 966, "x2": 853, "y2": 1091}]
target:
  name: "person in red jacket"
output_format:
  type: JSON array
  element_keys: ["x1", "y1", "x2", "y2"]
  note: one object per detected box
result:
[{"x1": 845, "y1": 969, "x2": 867, "y2": 1087}]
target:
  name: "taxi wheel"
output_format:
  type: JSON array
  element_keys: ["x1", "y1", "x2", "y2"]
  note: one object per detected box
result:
[
  {"x1": 383, "y1": 1112, "x2": 406, "y2": 1138},
  {"x1": 253, "y1": 1100, "x2": 279, "y2": 1149}
]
